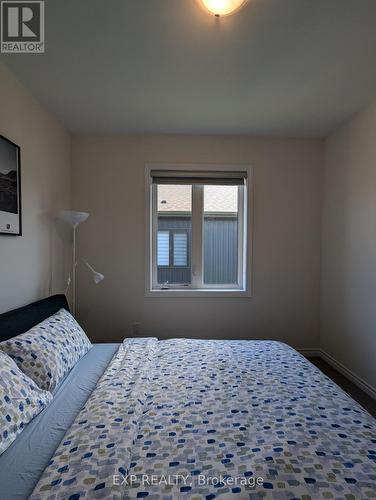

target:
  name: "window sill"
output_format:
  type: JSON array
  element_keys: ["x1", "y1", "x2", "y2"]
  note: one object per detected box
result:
[{"x1": 146, "y1": 288, "x2": 252, "y2": 298}]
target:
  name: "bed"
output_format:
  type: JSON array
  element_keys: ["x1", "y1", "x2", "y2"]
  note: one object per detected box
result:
[{"x1": 0, "y1": 296, "x2": 375, "y2": 499}]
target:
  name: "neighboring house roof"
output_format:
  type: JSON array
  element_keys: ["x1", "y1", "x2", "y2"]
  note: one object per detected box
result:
[{"x1": 158, "y1": 185, "x2": 238, "y2": 214}]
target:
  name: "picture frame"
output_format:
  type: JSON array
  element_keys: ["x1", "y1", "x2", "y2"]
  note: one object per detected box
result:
[{"x1": 0, "y1": 134, "x2": 22, "y2": 236}]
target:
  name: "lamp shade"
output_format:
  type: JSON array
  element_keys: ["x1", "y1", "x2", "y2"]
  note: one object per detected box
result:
[
  {"x1": 59, "y1": 210, "x2": 89, "y2": 228},
  {"x1": 93, "y1": 272, "x2": 104, "y2": 284},
  {"x1": 201, "y1": 0, "x2": 246, "y2": 16}
]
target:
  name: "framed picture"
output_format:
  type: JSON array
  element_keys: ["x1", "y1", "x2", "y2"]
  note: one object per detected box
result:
[{"x1": 0, "y1": 134, "x2": 22, "y2": 236}]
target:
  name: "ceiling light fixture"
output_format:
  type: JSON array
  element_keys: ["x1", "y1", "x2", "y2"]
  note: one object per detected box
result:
[{"x1": 201, "y1": 0, "x2": 246, "y2": 16}]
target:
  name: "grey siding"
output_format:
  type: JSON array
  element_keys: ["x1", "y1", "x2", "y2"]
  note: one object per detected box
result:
[
  {"x1": 204, "y1": 216, "x2": 238, "y2": 284},
  {"x1": 157, "y1": 215, "x2": 237, "y2": 285}
]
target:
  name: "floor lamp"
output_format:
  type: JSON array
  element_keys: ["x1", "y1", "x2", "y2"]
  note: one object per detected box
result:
[{"x1": 59, "y1": 210, "x2": 104, "y2": 316}]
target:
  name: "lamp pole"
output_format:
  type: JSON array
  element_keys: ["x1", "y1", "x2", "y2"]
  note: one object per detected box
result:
[
  {"x1": 72, "y1": 224, "x2": 77, "y2": 316},
  {"x1": 59, "y1": 211, "x2": 104, "y2": 316}
]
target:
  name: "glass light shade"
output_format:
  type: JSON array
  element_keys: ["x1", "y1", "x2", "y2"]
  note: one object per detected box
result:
[
  {"x1": 201, "y1": 0, "x2": 246, "y2": 16},
  {"x1": 93, "y1": 272, "x2": 104, "y2": 284},
  {"x1": 59, "y1": 210, "x2": 89, "y2": 228}
]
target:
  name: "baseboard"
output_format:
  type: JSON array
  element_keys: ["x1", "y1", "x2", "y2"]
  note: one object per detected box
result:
[
  {"x1": 319, "y1": 349, "x2": 376, "y2": 400},
  {"x1": 298, "y1": 348, "x2": 322, "y2": 357},
  {"x1": 298, "y1": 347, "x2": 376, "y2": 401}
]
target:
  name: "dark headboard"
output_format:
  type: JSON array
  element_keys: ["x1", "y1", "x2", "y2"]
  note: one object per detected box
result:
[{"x1": 0, "y1": 294, "x2": 69, "y2": 342}]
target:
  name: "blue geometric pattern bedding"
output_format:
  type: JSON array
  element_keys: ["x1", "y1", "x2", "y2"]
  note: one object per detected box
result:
[
  {"x1": 1, "y1": 308, "x2": 92, "y2": 392},
  {"x1": 31, "y1": 339, "x2": 376, "y2": 499}
]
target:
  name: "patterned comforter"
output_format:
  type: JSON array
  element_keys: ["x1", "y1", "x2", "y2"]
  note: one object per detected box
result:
[{"x1": 31, "y1": 339, "x2": 376, "y2": 499}]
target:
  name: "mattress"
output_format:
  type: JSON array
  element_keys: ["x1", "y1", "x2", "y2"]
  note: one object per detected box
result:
[
  {"x1": 0, "y1": 343, "x2": 120, "y2": 500},
  {"x1": 29, "y1": 338, "x2": 376, "y2": 499}
]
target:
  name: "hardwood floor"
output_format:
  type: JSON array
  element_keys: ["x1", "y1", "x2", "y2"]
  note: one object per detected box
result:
[{"x1": 307, "y1": 357, "x2": 376, "y2": 418}]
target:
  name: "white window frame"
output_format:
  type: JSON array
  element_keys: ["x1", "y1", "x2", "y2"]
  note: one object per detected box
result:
[{"x1": 145, "y1": 163, "x2": 253, "y2": 297}]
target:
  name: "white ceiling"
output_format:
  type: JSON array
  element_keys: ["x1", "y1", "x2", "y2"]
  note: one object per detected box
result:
[{"x1": 2, "y1": 0, "x2": 376, "y2": 137}]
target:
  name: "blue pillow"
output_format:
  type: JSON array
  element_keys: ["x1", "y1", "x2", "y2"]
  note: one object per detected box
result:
[
  {"x1": 0, "y1": 350, "x2": 52, "y2": 455},
  {"x1": 1, "y1": 309, "x2": 92, "y2": 392}
]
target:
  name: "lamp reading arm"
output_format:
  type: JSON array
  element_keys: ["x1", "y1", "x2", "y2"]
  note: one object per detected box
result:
[{"x1": 65, "y1": 258, "x2": 104, "y2": 294}]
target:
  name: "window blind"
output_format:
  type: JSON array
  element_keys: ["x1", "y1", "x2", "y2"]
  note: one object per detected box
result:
[
  {"x1": 173, "y1": 233, "x2": 188, "y2": 266},
  {"x1": 157, "y1": 231, "x2": 169, "y2": 266},
  {"x1": 151, "y1": 170, "x2": 247, "y2": 186}
]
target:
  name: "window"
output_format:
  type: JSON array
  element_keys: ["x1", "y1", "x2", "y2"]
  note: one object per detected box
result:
[
  {"x1": 157, "y1": 230, "x2": 189, "y2": 267},
  {"x1": 173, "y1": 232, "x2": 188, "y2": 266},
  {"x1": 157, "y1": 231, "x2": 170, "y2": 266},
  {"x1": 204, "y1": 185, "x2": 239, "y2": 285},
  {"x1": 147, "y1": 166, "x2": 250, "y2": 294}
]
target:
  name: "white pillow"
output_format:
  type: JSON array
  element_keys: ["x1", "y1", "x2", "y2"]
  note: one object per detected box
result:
[
  {"x1": 1, "y1": 309, "x2": 92, "y2": 392},
  {"x1": 0, "y1": 350, "x2": 52, "y2": 455}
]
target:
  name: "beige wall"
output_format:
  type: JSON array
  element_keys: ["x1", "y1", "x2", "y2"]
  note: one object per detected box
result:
[
  {"x1": 72, "y1": 135, "x2": 323, "y2": 347},
  {"x1": 2, "y1": 57, "x2": 375, "y2": 390},
  {"x1": 321, "y1": 99, "x2": 376, "y2": 389},
  {"x1": 0, "y1": 63, "x2": 71, "y2": 313}
]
